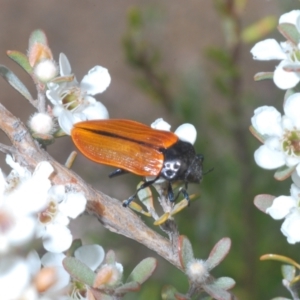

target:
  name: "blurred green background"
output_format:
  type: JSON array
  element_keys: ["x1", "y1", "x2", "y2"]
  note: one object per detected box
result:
[{"x1": 0, "y1": 1, "x2": 299, "y2": 299}]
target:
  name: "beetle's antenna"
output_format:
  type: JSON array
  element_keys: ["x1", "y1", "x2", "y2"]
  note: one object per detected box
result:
[{"x1": 203, "y1": 167, "x2": 214, "y2": 175}]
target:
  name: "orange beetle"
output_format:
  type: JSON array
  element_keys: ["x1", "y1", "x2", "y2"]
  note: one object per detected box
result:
[{"x1": 71, "y1": 119, "x2": 203, "y2": 206}]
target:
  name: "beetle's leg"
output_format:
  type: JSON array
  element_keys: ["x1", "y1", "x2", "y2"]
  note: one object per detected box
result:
[
  {"x1": 173, "y1": 183, "x2": 190, "y2": 205},
  {"x1": 109, "y1": 168, "x2": 129, "y2": 178},
  {"x1": 122, "y1": 176, "x2": 160, "y2": 207},
  {"x1": 167, "y1": 181, "x2": 175, "y2": 202}
]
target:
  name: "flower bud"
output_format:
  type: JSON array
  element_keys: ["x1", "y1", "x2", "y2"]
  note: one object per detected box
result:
[
  {"x1": 186, "y1": 259, "x2": 209, "y2": 283},
  {"x1": 28, "y1": 113, "x2": 55, "y2": 135},
  {"x1": 33, "y1": 59, "x2": 58, "y2": 82}
]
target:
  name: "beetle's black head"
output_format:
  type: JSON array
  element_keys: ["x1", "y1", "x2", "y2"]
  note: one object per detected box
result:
[
  {"x1": 184, "y1": 154, "x2": 203, "y2": 183},
  {"x1": 161, "y1": 140, "x2": 203, "y2": 183}
]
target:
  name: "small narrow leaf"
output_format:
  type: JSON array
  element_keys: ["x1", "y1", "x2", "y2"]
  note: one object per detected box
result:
[
  {"x1": 161, "y1": 285, "x2": 190, "y2": 300},
  {"x1": 63, "y1": 257, "x2": 95, "y2": 286},
  {"x1": 282, "y1": 264, "x2": 296, "y2": 281},
  {"x1": 67, "y1": 239, "x2": 82, "y2": 257},
  {"x1": 105, "y1": 250, "x2": 116, "y2": 265},
  {"x1": 129, "y1": 201, "x2": 151, "y2": 216},
  {"x1": 206, "y1": 238, "x2": 231, "y2": 270},
  {"x1": 137, "y1": 182, "x2": 154, "y2": 211},
  {"x1": 249, "y1": 125, "x2": 265, "y2": 143},
  {"x1": 126, "y1": 257, "x2": 157, "y2": 284},
  {"x1": 213, "y1": 277, "x2": 236, "y2": 290},
  {"x1": 274, "y1": 165, "x2": 295, "y2": 181},
  {"x1": 153, "y1": 212, "x2": 169, "y2": 226},
  {"x1": 242, "y1": 16, "x2": 277, "y2": 43},
  {"x1": 29, "y1": 29, "x2": 48, "y2": 49},
  {"x1": 0, "y1": 65, "x2": 34, "y2": 101},
  {"x1": 178, "y1": 235, "x2": 194, "y2": 269},
  {"x1": 203, "y1": 282, "x2": 233, "y2": 300},
  {"x1": 115, "y1": 281, "x2": 140, "y2": 293},
  {"x1": 278, "y1": 23, "x2": 300, "y2": 46},
  {"x1": 260, "y1": 254, "x2": 300, "y2": 269},
  {"x1": 254, "y1": 194, "x2": 275, "y2": 213},
  {"x1": 170, "y1": 199, "x2": 189, "y2": 216},
  {"x1": 253, "y1": 72, "x2": 273, "y2": 81},
  {"x1": 7, "y1": 50, "x2": 33, "y2": 74}
]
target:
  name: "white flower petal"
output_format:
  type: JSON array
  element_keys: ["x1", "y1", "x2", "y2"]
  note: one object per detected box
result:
[
  {"x1": 80, "y1": 66, "x2": 111, "y2": 95},
  {"x1": 250, "y1": 39, "x2": 286, "y2": 60},
  {"x1": 0, "y1": 258, "x2": 30, "y2": 299},
  {"x1": 81, "y1": 100, "x2": 109, "y2": 120},
  {"x1": 273, "y1": 60, "x2": 300, "y2": 90},
  {"x1": 8, "y1": 216, "x2": 36, "y2": 246},
  {"x1": 279, "y1": 10, "x2": 300, "y2": 25},
  {"x1": 284, "y1": 93, "x2": 300, "y2": 126},
  {"x1": 266, "y1": 195, "x2": 296, "y2": 219},
  {"x1": 41, "y1": 252, "x2": 65, "y2": 267},
  {"x1": 174, "y1": 123, "x2": 197, "y2": 145},
  {"x1": 251, "y1": 106, "x2": 282, "y2": 136},
  {"x1": 59, "y1": 53, "x2": 72, "y2": 76},
  {"x1": 59, "y1": 192, "x2": 86, "y2": 219},
  {"x1": 281, "y1": 209, "x2": 300, "y2": 244},
  {"x1": 254, "y1": 145, "x2": 285, "y2": 169},
  {"x1": 74, "y1": 245, "x2": 105, "y2": 271},
  {"x1": 292, "y1": 170, "x2": 300, "y2": 187},
  {"x1": 43, "y1": 224, "x2": 72, "y2": 253},
  {"x1": 26, "y1": 250, "x2": 41, "y2": 276},
  {"x1": 151, "y1": 118, "x2": 171, "y2": 131}
]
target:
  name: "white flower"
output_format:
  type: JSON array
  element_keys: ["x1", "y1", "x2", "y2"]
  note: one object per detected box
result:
[
  {"x1": 46, "y1": 53, "x2": 110, "y2": 135},
  {"x1": 38, "y1": 185, "x2": 87, "y2": 252},
  {"x1": 267, "y1": 184, "x2": 300, "y2": 243},
  {"x1": 250, "y1": 10, "x2": 300, "y2": 89},
  {"x1": 251, "y1": 94, "x2": 300, "y2": 172},
  {"x1": 0, "y1": 155, "x2": 53, "y2": 253}
]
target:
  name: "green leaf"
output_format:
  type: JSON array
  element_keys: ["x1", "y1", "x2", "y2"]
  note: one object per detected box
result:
[
  {"x1": 254, "y1": 194, "x2": 275, "y2": 213},
  {"x1": 29, "y1": 29, "x2": 48, "y2": 50},
  {"x1": 126, "y1": 257, "x2": 157, "y2": 284},
  {"x1": 278, "y1": 23, "x2": 300, "y2": 46},
  {"x1": 7, "y1": 51, "x2": 33, "y2": 74},
  {"x1": 115, "y1": 281, "x2": 140, "y2": 293},
  {"x1": 282, "y1": 264, "x2": 296, "y2": 282},
  {"x1": 274, "y1": 165, "x2": 295, "y2": 181},
  {"x1": 206, "y1": 238, "x2": 231, "y2": 270},
  {"x1": 178, "y1": 235, "x2": 194, "y2": 269},
  {"x1": 213, "y1": 277, "x2": 235, "y2": 290},
  {"x1": 0, "y1": 65, "x2": 34, "y2": 101},
  {"x1": 63, "y1": 257, "x2": 95, "y2": 286},
  {"x1": 253, "y1": 72, "x2": 274, "y2": 81}
]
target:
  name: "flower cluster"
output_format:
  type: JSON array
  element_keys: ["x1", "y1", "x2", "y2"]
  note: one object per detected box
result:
[
  {"x1": 251, "y1": 10, "x2": 300, "y2": 90},
  {"x1": 18, "y1": 30, "x2": 111, "y2": 137},
  {"x1": 251, "y1": 10, "x2": 300, "y2": 245},
  {"x1": 0, "y1": 155, "x2": 87, "y2": 298}
]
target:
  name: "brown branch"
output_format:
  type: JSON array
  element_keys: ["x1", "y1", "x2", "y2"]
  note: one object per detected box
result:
[{"x1": 0, "y1": 102, "x2": 182, "y2": 270}]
